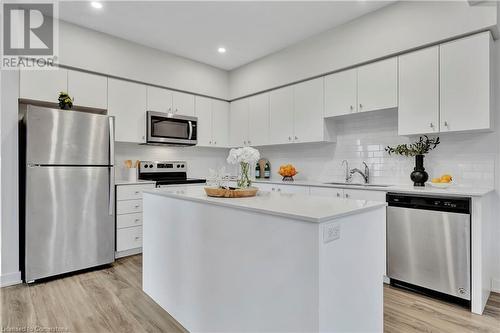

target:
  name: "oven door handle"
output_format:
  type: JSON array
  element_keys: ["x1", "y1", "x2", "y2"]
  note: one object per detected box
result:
[{"x1": 188, "y1": 121, "x2": 193, "y2": 140}]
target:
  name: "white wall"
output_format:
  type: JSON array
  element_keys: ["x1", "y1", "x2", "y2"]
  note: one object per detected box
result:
[
  {"x1": 229, "y1": 1, "x2": 497, "y2": 99},
  {"x1": 0, "y1": 70, "x2": 20, "y2": 287},
  {"x1": 59, "y1": 20, "x2": 229, "y2": 100}
]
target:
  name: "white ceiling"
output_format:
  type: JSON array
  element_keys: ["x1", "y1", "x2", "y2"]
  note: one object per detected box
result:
[{"x1": 60, "y1": 1, "x2": 394, "y2": 71}]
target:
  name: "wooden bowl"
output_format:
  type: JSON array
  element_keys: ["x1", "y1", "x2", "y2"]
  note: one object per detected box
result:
[{"x1": 204, "y1": 187, "x2": 258, "y2": 198}]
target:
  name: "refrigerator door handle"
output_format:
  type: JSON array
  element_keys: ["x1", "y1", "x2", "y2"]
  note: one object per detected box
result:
[
  {"x1": 109, "y1": 167, "x2": 115, "y2": 216},
  {"x1": 109, "y1": 116, "x2": 115, "y2": 166}
]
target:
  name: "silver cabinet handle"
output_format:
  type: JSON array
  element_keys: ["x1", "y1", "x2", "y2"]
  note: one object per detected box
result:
[
  {"x1": 248, "y1": 140, "x2": 252, "y2": 144},
  {"x1": 168, "y1": 107, "x2": 172, "y2": 112},
  {"x1": 350, "y1": 105, "x2": 354, "y2": 112},
  {"x1": 175, "y1": 108, "x2": 178, "y2": 113},
  {"x1": 135, "y1": 218, "x2": 140, "y2": 223},
  {"x1": 359, "y1": 103, "x2": 363, "y2": 109},
  {"x1": 444, "y1": 121, "x2": 449, "y2": 127},
  {"x1": 430, "y1": 122, "x2": 434, "y2": 128},
  {"x1": 135, "y1": 204, "x2": 140, "y2": 208},
  {"x1": 272, "y1": 188, "x2": 275, "y2": 191},
  {"x1": 336, "y1": 192, "x2": 340, "y2": 197},
  {"x1": 277, "y1": 188, "x2": 281, "y2": 192},
  {"x1": 294, "y1": 136, "x2": 298, "y2": 140},
  {"x1": 345, "y1": 193, "x2": 350, "y2": 198},
  {"x1": 288, "y1": 136, "x2": 292, "y2": 141},
  {"x1": 243, "y1": 140, "x2": 247, "y2": 145},
  {"x1": 214, "y1": 141, "x2": 217, "y2": 144},
  {"x1": 209, "y1": 140, "x2": 212, "y2": 144},
  {"x1": 134, "y1": 191, "x2": 140, "y2": 195},
  {"x1": 134, "y1": 236, "x2": 140, "y2": 241}
]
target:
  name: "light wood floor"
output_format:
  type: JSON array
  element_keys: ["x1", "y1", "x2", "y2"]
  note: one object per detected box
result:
[{"x1": 2, "y1": 255, "x2": 500, "y2": 333}]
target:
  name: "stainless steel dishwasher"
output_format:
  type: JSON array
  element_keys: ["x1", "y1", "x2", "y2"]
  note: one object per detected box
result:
[{"x1": 386, "y1": 193, "x2": 471, "y2": 304}]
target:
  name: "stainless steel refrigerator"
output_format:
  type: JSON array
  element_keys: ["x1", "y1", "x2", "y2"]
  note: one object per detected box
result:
[{"x1": 20, "y1": 104, "x2": 115, "y2": 282}]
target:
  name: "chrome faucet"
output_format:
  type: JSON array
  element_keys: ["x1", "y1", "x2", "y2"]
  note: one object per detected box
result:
[
  {"x1": 350, "y1": 162, "x2": 370, "y2": 184},
  {"x1": 341, "y1": 160, "x2": 352, "y2": 183}
]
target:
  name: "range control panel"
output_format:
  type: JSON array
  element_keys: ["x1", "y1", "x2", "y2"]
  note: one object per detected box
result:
[{"x1": 139, "y1": 161, "x2": 187, "y2": 173}]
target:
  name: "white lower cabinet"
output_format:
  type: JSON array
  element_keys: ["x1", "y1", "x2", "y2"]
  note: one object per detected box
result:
[
  {"x1": 343, "y1": 189, "x2": 386, "y2": 201},
  {"x1": 309, "y1": 186, "x2": 344, "y2": 198},
  {"x1": 115, "y1": 183, "x2": 155, "y2": 257}
]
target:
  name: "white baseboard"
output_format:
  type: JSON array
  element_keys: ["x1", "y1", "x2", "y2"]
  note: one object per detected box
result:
[
  {"x1": 492, "y1": 278, "x2": 500, "y2": 293},
  {"x1": 0, "y1": 271, "x2": 22, "y2": 287},
  {"x1": 115, "y1": 247, "x2": 142, "y2": 259}
]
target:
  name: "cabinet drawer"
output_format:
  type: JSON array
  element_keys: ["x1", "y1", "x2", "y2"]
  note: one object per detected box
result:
[
  {"x1": 116, "y1": 184, "x2": 155, "y2": 201},
  {"x1": 117, "y1": 213, "x2": 142, "y2": 229},
  {"x1": 116, "y1": 226, "x2": 142, "y2": 251},
  {"x1": 117, "y1": 200, "x2": 143, "y2": 214}
]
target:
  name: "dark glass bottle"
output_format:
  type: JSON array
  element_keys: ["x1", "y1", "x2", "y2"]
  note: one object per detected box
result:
[
  {"x1": 264, "y1": 162, "x2": 271, "y2": 179},
  {"x1": 255, "y1": 163, "x2": 261, "y2": 179}
]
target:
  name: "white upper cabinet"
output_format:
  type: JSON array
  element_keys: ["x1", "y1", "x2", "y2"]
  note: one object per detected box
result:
[
  {"x1": 195, "y1": 97, "x2": 229, "y2": 148},
  {"x1": 147, "y1": 86, "x2": 173, "y2": 113},
  {"x1": 229, "y1": 98, "x2": 249, "y2": 147},
  {"x1": 67, "y1": 70, "x2": 107, "y2": 109},
  {"x1": 195, "y1": 96, "x2": 213, "y2": 147},
  {"x1": 20, "y1": 69, "x2": 68, "y2": 103},
  {"x1": 398, "y1": 46, "x2": 440, "y2": 136},
  {"x1": 248, "y1": 93, "x2": 270, "y2": 146},
  {"x1": 211, "y1": 100, "x2": 229, "y2": 147},
  {"x1": 108, "y1": 78, "x2": 147, "y2": 143},
  {"x1": 357, "y1": 57, "x2": 398, "y2": 112},
  {"x1": 293, "y1": 78, "x2": 326, "y2": 143},
  {"x1": 324, "y1": 69, "x2": 357, "y2": 117},
  {"x1": 147, "y1": 88, "x2": 194, "y2": 116},
  {"x1": 172, "y1": 91, "x2": 195, "y2": 116},
  {"x1": 439, "y1": 32, "x2": 492, "y2": 133},
  {"x1": 269, "y1": 86, "x2": 294, "y2": 145}
]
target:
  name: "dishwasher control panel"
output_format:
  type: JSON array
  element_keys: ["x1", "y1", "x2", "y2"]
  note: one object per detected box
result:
[{"x1": 386, "y1": 193, "x2": 471, "y2": 214}]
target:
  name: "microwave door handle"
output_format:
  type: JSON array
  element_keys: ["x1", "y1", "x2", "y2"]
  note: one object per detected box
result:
[{"x1": 188, "y1": 121, "x2": 193, "y2": 140}]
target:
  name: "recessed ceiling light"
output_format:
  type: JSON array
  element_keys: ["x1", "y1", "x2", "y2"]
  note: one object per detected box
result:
[
  {"x1": 217, "y1": 47, "x2": 226, "y2": 54},
  {"x1": 90, "y1": 2, "x2": 103, "y2": 9}
]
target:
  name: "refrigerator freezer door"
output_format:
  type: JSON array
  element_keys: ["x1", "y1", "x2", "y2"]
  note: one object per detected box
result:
[
  {"x1": 25, "y1": 166, "x2": 115, "y2": 281},
  {"x1": 26, "y1": 105, "x2": 112, "y2": 165}
]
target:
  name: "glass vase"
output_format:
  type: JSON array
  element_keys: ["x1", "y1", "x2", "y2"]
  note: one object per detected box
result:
[{"x1": 237, "y1": 162, "x2": 252, "y2": 188}]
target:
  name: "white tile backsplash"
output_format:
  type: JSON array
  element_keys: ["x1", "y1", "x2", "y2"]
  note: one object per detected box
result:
[
  {"x1": 115, "y1": 143, "x2": 228, "y2": 180},
  {"x1": 115, "y1": 110, "x2": 497, "y2": 189},
  {"x1": 258, "y1": 110, "x2": 497, "y2": 188}
]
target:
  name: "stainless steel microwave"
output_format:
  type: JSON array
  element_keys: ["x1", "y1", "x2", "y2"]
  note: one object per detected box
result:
[{"x1": 146, "y1": 111, "x2": 197, "y2": 146}]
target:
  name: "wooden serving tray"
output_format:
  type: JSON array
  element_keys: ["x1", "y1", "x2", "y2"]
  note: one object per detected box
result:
[{"x1": 204, "y1": 187, "x2": 258, "y2": 198}]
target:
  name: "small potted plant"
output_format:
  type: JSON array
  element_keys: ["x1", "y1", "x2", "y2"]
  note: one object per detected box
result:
[
  {"x1": 385, "y1": 135, "x2": 440, "y2": 187},
  {"x1": 58, "y1": 91, "x2": 73, "y2": 110}
]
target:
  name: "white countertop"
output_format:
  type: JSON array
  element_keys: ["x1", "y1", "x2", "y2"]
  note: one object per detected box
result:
[
  {"x1": 143, "y1": 186, "x2": 387, "y2": 223},
  {"x1": 115, "y1": 179, "x2": 156, "y2": 186},
  {"x1": 251, "y1": 179, "x2": 494, "y2": 197}
]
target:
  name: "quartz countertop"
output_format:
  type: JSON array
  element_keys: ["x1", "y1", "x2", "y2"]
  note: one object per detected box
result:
[
  {"x1": 115, "y1": 179, "x2": 156, "y2": 186},
  {"x1": 251, "y1": 179, "x2": 493, "y2": 197},
  {"x1": 143, "y1": 186, "x2": 387, "y2": 223}
]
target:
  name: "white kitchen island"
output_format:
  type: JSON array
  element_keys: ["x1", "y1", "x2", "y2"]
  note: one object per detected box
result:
[{"x1": 143, "y1": 187, "x2": 387, "y2": 333}]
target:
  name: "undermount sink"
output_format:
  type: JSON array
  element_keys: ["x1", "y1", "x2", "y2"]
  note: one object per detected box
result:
[{"x1": 323, "y1": 182, "x2": 392, "y2": 188}]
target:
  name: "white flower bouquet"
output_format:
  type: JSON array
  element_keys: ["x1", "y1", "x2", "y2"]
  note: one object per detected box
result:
[{"x1": 227, "y1": 147, "x2": 260, "y2": 188}]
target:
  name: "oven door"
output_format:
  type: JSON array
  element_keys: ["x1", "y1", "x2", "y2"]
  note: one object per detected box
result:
[{"x1": 147, "y1": 111, "x2": 197, "y2": 145}]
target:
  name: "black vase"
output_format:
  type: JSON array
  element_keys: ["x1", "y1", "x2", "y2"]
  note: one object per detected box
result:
[{"x1": 410, "y1": 154, "x2": 428, "y2": 187}]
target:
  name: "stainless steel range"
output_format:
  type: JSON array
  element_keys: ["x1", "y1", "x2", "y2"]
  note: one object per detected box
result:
[{"x1": 138, "y1": 161, "x2": 205, "y2": 187}]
